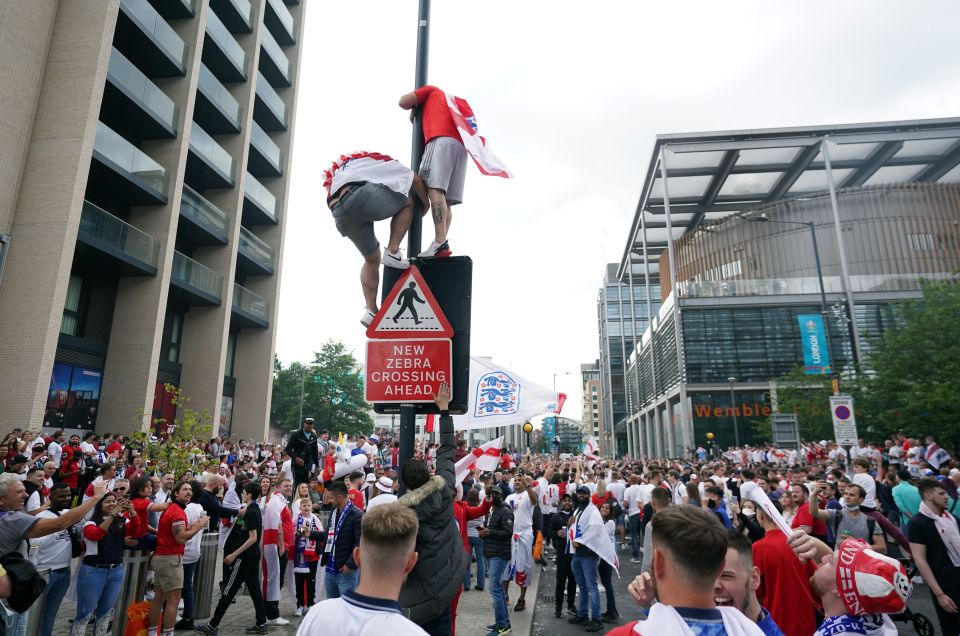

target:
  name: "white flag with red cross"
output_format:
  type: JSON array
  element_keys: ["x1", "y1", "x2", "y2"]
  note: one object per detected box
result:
[{"x1": 455, "y1": 436, "x2": 504, "y2": 484}]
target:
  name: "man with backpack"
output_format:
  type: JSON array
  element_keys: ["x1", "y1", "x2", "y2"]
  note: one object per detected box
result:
[{"x1": 809, "y1": 481, "x2": 885, "y2": 552}]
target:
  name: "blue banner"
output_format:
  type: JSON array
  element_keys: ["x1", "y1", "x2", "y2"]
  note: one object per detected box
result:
[
  {"x1": 542, "y1": 416, "x2": 556, "y2": 439},
  {"x1": 798, "y1": 314, "x2": 831, "y2": 374}
]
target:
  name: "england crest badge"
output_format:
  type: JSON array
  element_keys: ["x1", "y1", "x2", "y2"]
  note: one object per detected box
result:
[{"x1": 474, "y1": 371, "x2": 520, "y2": 418}]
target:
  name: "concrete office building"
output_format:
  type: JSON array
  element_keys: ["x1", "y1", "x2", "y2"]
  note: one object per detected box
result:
[
  {"x1": 615, "y1": 118, "x2": 960, "y2": 458},
  {"x1": 0, "y1": 0, "x2": 306, "y2": 440},
  {"x1": 580, "y1": 361, "x2": 603, "y2": 447}
]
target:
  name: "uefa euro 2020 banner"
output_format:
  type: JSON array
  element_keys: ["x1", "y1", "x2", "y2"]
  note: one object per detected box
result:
[
  {"x1": 452, "y1": 356, "x2": 565, "y2": 431},
  {"x1": 798, "y1": 313, "x2": 831, "y2": 375}
]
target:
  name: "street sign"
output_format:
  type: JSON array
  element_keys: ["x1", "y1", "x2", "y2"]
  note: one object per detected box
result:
[
  {"x1": 366, "y1": 265, "x2": 453, "y2": 339},
  {"x1": 771, "y1": 413, "x2": 801, "y2": 449},
  {"x1": 830, "y1": 395, "x2": 858, "y2": 445},
  {"x1": 365, "y1": 339, "x2": 452, "y2": 403}
]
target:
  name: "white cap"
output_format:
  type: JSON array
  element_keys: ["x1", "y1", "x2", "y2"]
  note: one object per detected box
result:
[
  {"x1": 365, "y1": 473, "x2": 376, "y2": 483},
  {"x1": 376, "y1": 476, "x2": 394, "y2": 492}
]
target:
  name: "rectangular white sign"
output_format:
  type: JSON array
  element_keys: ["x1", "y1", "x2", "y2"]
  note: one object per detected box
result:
[{"x1": 829, "y1": 395, "x2": 858, "y2": 446}]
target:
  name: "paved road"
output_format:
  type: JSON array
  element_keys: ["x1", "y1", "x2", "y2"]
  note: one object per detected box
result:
[{"x1": 529, "y1": 544, "x2": 941, "y2": 636}]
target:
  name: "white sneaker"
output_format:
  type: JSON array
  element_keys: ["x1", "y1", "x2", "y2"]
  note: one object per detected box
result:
[
  {"x1": 361, "y1": 309, "x2": 376, "y2": 327},
  {"x1": 382, "y1": 247, "x2": 410, "y2": 269},
  {"x1": 294, "y1": 607, "x2": 303, "y2": 617},
  {"x1": 268, "y1": 617, "x2": 290, "y2": 626},
  {"x1": 417, "y1": 240, "x2": 451, "y2": 258}
]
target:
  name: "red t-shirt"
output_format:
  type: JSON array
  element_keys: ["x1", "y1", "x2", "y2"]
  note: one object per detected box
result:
[
  {"x1": 60, "y1": 458, "x2": 80, "y2": 488},
  {"x1": 125, "y1": 497, "x2": 153, "y2": 539},
  {"x1": 414, "y1": 85, "x2": 469, "y2": 143},
  {"x1": 592, "y1": 492, "x2": 613, "y2": 508},
  {"x1": 278, "y1": 498, "x2": 295, "y2": 551},
  {"x1": 155, "y1": 503, "x2": 187, "y2": 555},
  {"x1": 106, "y1": 441, "x2": 123, "y2": 456},
  {"x1": 791, "y1": 502, "x2": 828, "y2": 538},
  {"x1": 348, "y1": 489, "x2": 365, "y2": 511},
  {"x1": 753, "y1": 528, "x2": 818, "y2": 636}
]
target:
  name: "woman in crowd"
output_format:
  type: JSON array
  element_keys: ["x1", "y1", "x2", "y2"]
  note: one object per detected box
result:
[
  {"x1": 591, "y1": 479, "x2": 613, "y2": 509},
  {"x1": 292, "y1": 497, "x2": 324, "y2": 616},
  {"x1": 126, "y1": 476, "x2": 169, "y2": 550},
  {"x1": 598, "y1": 501, "x2": 619, "y2": 622},
  {"x1": 73, "y1": 491, "x2": 133, "y2": 636},
  {"x1": 290, "y1": 482, "x2": 312, "y2": 513},
  {"x1": 780, "y1": 488, "x2": 798, "y2": 526},
  {"x1": 730, "y1": 499, "x2": 765, "y2": 543},
  {"x1": 685, "y1": 481, "x2": 702, "y2": 508}
]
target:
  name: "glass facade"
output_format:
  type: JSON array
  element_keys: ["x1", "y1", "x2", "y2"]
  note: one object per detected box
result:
[
  {"x1": 690, "y1": 390, "x2": 772, "y2": 451},
  {"x1": 44, "y1": 363, "x2": 103, "y2": 429}
]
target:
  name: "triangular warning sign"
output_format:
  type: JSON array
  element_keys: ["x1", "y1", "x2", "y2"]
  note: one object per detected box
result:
[{"x1": 366, "y1": 265, "x2": 453, "y2": 339}]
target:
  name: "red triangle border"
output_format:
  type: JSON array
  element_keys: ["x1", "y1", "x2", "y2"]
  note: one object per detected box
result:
[{"x1": 366, "y1": 265, "x2": 454, "y2": 339}]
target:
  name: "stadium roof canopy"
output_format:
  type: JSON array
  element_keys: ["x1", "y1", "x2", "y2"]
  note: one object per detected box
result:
[{"x1": 618, "y1": 117, "x2": 960, "y2": 280}]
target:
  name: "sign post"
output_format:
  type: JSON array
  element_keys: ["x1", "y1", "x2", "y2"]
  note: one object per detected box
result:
[{"x1": 830, "y1": 395, "x2": 858, "y2": 461}]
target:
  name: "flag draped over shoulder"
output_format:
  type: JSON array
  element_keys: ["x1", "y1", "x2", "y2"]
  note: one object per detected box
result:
[
  {"x1": 452, "y1": 357, "x2": 564, "y2": 431},
  {"x1": 455, "y1": 436, "x2": 503, "y2": 484},
  {"x1": 444, "y1": 92, "x2": 513, "y2": 179},
  {"x1": 568, "y1": 503, "x2": 618, "y2": 572}
]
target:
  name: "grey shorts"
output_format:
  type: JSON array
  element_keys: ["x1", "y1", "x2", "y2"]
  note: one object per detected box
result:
[
  {"x1": 330, "y1": 182, "x2": 409, "y2": 256},
  {"x1": 419, "y1": 136, "x2": 467, "y2": 205}
]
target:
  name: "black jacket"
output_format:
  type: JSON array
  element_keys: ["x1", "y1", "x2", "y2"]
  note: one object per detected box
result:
[
  {"x1": 285, "y1": 429, "x2": 319, "y2": 473},
  {"x1": 548, "y1": 508, "x2": 574, "y2": 553},
  {"x1": 398, "y1": 414, "x2": 469, "y2": 625},
  {"x1": 483, "y1": 503, "x2": 514, "y2": 560},
  {"x1": 322, "y1": 503, "x2": 362, "y2": 571}
]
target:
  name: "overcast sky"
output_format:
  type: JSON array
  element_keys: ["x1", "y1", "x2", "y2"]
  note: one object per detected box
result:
[{"x1": 274, "y1": 1, "x2": 960, "y2": 420}]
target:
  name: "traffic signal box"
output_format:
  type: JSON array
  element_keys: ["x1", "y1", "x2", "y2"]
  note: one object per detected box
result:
[{"x1": 368, "y1": 256, "x2": 472, "y2": 415}]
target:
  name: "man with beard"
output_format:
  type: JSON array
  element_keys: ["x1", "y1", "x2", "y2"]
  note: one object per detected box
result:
[
  {"x1": 480, "y1": 485, "x2": 513, "y2": 636},
  {"x1": 607, "y1": 506, "x2": 765, "y2": 636},
  {"x1": 713, "y1": 531, "x2": 785, "y2": 635},
  {"x1": 568, "y1": 485, "x2": 603, "y2": 632},
  {"x1": 548, "y1": 492, "x2": 577, "y2": 618}
]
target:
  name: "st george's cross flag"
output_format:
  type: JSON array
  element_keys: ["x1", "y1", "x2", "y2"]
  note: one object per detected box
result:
[
  {"x1": 452, "y1": 357, "x2": 565, "y2": 431},
  {"x1": 444, "y1": 92, "x2": 513, "y2": 179},
  {"x1": 455, "y1": 436, "x2": 504, "y2": 484},
  {"x1": 568, "y1": 502, "x2": 619, "y2": 572},
  {"x1": 584, "y1": 437, "x2": 600, "y2": 461}
]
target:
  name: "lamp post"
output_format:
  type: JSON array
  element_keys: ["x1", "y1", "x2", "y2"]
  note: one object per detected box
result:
[
  {"x1": 298, "y1": 365, "x2": 306, "y2": 424},
  {"x1": 522, "y1": 421, "x2": 533, "y2": 453},
  {"x1": 727, "y1": 376, "x2": 739, "y2": 448},
  {"x1": 747, "y1": 214, "x2": 837, "y2": 392}
]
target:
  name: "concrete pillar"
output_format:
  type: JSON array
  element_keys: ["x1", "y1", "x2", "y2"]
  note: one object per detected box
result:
[
  {"x1": 97, "y1": 8, "x2": 207, "y2": 435},
  {"x1": 0, "y1": 0, "x2": 119, "y2": 429}
]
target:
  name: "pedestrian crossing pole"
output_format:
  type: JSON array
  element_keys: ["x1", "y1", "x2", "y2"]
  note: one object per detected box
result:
[{"x1": 399, "y1": 0, "x2": 430, "y2": 491}]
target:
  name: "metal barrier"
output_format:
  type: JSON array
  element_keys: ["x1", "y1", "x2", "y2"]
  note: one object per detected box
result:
[
  {"x1": 193, "y1": 532, "x2": 220, "y2": 620},
  {"x1": 23, "y1": 567, "x2": 49, "y2": 636},
  {"x1": 113, "y1": 550, "x2": 151, "y2": 636}
]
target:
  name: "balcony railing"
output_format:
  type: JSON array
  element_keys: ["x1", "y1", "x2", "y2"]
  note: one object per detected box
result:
[
  {"x1": 195, "y1": 63, "x2": 241, "y2": 133},
  {"x1": 238, "y1": 226, "x2": 274, "y2": 274},
  {"x1": 146, "y1": 0, "x2": 195, "y2": 19},
  {"x1": 265, "y1": 0, "x2": 295, "y2": 45},
  {"x1": 188, "y1": 123, "x2": 234, "y2": 187},
  {"x1": 180, "y1": 185, "x2": 229, "y2": 244},
  {"x1": 172, "y1": 251, "x2": 224, "y2": 304},
  {"x1": 93, "y1": 121, "x2": 168, "y2": 196},
  {"x1": 254, "y1": 71, "x2": 286, "y2": 131},
  {"x1": 203, "y1": 9, "x2": 247, "y2": 82},
  {"x1": 79, "y1": 200, "x2": 160, "y2": 273},
  {"x1": 259, "y1": 27, "x2": 291, "y2": 86},
  {"x1": 233, "y1": 283, "x2": 270, "y2": 327},
  {"x1": 209, "y1": 0, "x2": 252, "y2": 32},
  {"x1": 248, "y1": 121, "x2": 282, "y2": 177},
  {"x1": 106, "y1": 48, "x2": 177, "y2": 134},
  {"x1": 118, "y1": 0, "x2": 186, "y2": 74},
  {"x1": 242, "y1": 173, "x2": 278, "y2": 224},
  {"x1": 676, "y1": 274, "x2": 955, "y2": 299}
]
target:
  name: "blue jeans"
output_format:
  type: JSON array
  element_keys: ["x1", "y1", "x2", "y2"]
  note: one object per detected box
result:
[
  {"x1": 3, "y1": 611, "x2": 27, "y2": 636},
  {"x1": 487, "y1": 557, "x2": 510, "y2": 628},
  {"x1": 324, "y1": 568, "x2": 357, "y2": 599},
  {"x1": 40, "y1": 567, "x2": 72, "y2": 636},
  {"x1": 571, "y1": 555, "x2": 600, "y2": 620},
  {"x1": 463, "y1": 537, "x2": 485, "y2": 590},
  {"x1": 182, "y1": 560, "x2": 199, "y2": 619},
  {"x1": 75, "y1": 564, "x2": 125, "y2": 622},
  {"x1": 628, "y1": 514, "x2": 642, "y2": 560}
]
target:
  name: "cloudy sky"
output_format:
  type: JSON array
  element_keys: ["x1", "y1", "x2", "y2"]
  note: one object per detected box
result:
[{"x1": 274, "y1": 1, "x2": 960, "y2": 420}]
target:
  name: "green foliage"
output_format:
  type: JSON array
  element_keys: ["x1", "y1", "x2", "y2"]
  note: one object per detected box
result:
[
  {"x1": 859, "y1": 281, "x2": 960, "y2": 446},
  {"x1": 271, "y1": 340, "x2": 373, "y2": 437},
  {"x1": 772, "y1": 366, "x2": 866, "y2": 442},
  {"x1": 133, "y1": 384, "x2": 213, "y2": 477}
]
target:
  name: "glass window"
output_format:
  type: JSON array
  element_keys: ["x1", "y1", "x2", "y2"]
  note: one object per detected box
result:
[
  {"x1": 60, "y1": 274, "x2": 85, "y2": 336},
  {"x1": 225, "y1": 332, "x2": 237, "y2": 377},
  {"x1": 166, "y1": 312, "x2": 184, "y2": 363},
  {"x1": 44, "y1": 363, "x2": 102, "y2": 430}
]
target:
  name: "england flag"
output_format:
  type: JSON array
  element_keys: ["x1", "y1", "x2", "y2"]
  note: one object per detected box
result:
[
  {"x1": 455, "y1": 436, "x2": 503, "y2": 484},
  {"x1": 568, "y1": 503, "x2": 619, "y2": 572},
  {"x1": 444, "y1": 92, "x2": 513, "y2": 179}
]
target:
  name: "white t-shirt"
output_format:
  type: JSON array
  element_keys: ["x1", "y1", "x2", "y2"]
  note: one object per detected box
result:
[
  {"x1": 48, "y1": 441, "x2": 63, "y2": 468},
  {"x1": 541, "y1": 484, "x2": 560, "y2": 515},
  {"x1": 32, "y1": 508, "x2": 74, "y2": 570},
  {"x1": 888, "y1": 445, "x2": 903, "y2": 464},
  {"x1": 183, "y1": 502, "x2": 205, "y2": 564},
  {"x1": 299, "y1": 592, "x2": 428, "y2": 636},
  {"x1": 606, "y1": 480, "x2": 626, "y2": 507},
  {"x1": 281, "y1": 459, "x2": 294, "y2": 484},
  {"x1": 505, "y1": 491, "x2": 535, "y2": 534},
  {"x1": 623, "y1": 484, "x2": 643, "y2": 516},
  {"x1": 79, "y1": 441, "x2": 97, "y2": 457},
  {"x1": 26, "y1": 490, "x2": 43, "y2": 512},
  {"x1": 638, "y1": 483, "x2": 655, "y2": 507}
]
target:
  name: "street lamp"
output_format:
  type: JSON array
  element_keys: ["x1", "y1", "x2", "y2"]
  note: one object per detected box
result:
[
  {"x1": 522, "y1": 421, "x2": 533, "y2": 453},
  {"x1": 747, "y1": 214, "x2": 837, "y2": 390},
  {"x1": 727, "y1": 376, "x2": 739, "y2": 448}
]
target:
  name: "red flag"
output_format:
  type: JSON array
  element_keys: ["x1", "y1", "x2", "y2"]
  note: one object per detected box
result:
[
  {"x1": 554, "y1": 393, "x2": 567, "y2": 414},
  {"x1": 425, "y1": 414, "x2": 436, "y2": 433}
]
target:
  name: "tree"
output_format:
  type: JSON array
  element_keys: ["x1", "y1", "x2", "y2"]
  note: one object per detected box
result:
[
  {"x1": 860, "y1": 281, "x2": 960, "y2": 446},
  {"x1": 271, "y1": 340, "x2": 373, "y2": 437},
  {"x1": 767, "y1": 367, "x2": 869, "y2": 443},
  {"x1": 133, "y1": 384, "x2": 213, "y2": 477}
]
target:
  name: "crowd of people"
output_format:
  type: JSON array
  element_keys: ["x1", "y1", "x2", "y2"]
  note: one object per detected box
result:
[{"x1": 1, "y1": 408, "x2": 959, "y2": 636}]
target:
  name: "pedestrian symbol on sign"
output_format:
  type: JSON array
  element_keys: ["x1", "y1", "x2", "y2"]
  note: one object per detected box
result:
[{"x1": 393, "y1": 282, "x2": 425, "y2": 325}]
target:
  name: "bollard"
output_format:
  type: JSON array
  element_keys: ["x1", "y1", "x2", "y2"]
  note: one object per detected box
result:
[
  {"x1": 193, "y1": 532, "x2": 220, "y2": 620},
  {"x1": 113, "y1": 550, "x2": 150, "y2": 636},
  {"x1": 23, "y1": 567, "x2": 49, "y2": 636}
]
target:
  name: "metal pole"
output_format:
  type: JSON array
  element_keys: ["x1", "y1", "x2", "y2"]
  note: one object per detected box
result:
[
  {"x1": 399, "y1": 0, "x2": 431, "y2": 488},
  {"x1": 298, "y1": 366, "x2": 305, "y2": 424},
  {"x1": 820, "y1": 138, "x2": 863, "y2": 365},
  {"x1": 407, "y1": 0, "x2": 431, "y2": 257},
  {"x1": 808, "y1": 222, "x2": 839, "y2": 393},
  {"x1": 728, "y1": 377, "x2": 739, "y2": 447}
]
